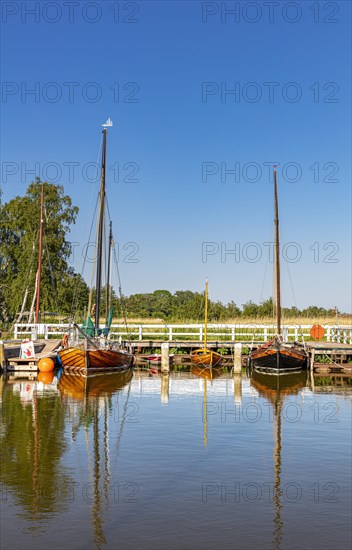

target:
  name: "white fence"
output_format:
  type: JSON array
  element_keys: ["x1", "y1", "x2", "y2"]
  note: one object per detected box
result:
[{"x1": 13, "y1": 323, "x2": 352, "y2": 344}]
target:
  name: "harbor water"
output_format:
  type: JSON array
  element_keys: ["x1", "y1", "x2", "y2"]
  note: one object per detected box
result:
[{"x1": 0, "y1": 368, "x2": 351, "y2": 550}]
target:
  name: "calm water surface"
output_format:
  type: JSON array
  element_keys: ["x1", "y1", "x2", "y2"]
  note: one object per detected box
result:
[{"x1": 1, "y1": 368, "x2": 351, "y2": 550}]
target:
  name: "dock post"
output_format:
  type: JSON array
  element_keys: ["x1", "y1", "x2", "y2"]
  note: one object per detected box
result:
[
  {"x1": 161, "y1": 373, "x2": 170, "y2": 404},
  {"x1": 0, "y1": 340, "x2": 6, "y2": 370},
  {"x1": 309, "y1": 349, "x2": 315, "y2": 391},
  {"x1": 31, "y1": 325, "x2": 38, "y2": 341},
  {"x1": 310, "y1": 349, "x2": 315, "y2": 371},
  {"x1": 161, "y1": 342, "x2": 170, "y2": 373},
  {"x1": 233, "y1": 343, "x2": 242, "y2": 374}
]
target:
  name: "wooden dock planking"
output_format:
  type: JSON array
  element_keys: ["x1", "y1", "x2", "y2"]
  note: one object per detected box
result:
[
  {"x1": 7, "y1": 357, "x2": 39, "y2": 371},
  {"x1": 132, "y1": 340, "x2": 352, "y2": 372},
  {"x1": 2, "y1": 338, "x2": 351, "y2": 372},
  {"x1": 4, "y1": 339, "x2": 61, "y2": 371}
]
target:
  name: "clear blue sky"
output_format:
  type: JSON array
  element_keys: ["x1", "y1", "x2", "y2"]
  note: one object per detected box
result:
[{"x1": 1, "y1": 1, "x2": 351, "y2": 312}]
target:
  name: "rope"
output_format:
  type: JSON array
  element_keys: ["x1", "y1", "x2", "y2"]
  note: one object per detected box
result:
[
  {"x1": 44, "y1": 234, "x2": 59, "y2": 313},
  {"x1": 71, "y1": 195, "x2": 99, "y2": 320},
  {"x1": 70, "y1": 132, "x2": 103, "y2": 321},
  {"x1": 105, "y1": 197, "x2": 133, "y2": 346},
  {"x1": 316, "y1": 352, "x2": 343, "y2": 368},
  {"x1": 112, "y1": 244, "x2": 132, "y2": 345},
  {"x1": 11, "y1": 231, "x2": 38, "y2": 328},
  {"x1": 280, "y1": 228, "x2": 306, "y2": 344}
]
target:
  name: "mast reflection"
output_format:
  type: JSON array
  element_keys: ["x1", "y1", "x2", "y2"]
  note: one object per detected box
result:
[
  {"x1": 251, "y1": 370, "x2": 306, "y2": 550},
  {"x1": 59, "y1": 369, "x2": 133, "y2": 549},
  {"x1": 191, "y1": 366, "x2": 223, "y2": 448}
]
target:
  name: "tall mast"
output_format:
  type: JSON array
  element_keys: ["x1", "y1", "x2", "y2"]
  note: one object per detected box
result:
[
  {"x1": 106, "y1": 220, "x2": 113, "y2": 322},
  {"x1": 95, "y1": 119, "x2": 113, "y2": 331},
  {"x1": 35, "y1": 183, "x2": 44, "y2": 324},
  {"x1": 204, "y1": 278, "x2": 208, "y2": 348},
  {"x1": 274, "y1": 167, "x2": 281, "y2": 335}
]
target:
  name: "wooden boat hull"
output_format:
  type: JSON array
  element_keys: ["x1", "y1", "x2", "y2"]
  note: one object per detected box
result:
[
  {"x1": 58, "y1": 346, "x2": 134, "y2": 375},
  {"x1": 250, "y1": 342, "x2": 307, "y2": 372},
  {"x1": 190, "y1": 349, "x2": 222, "y2": 368}
]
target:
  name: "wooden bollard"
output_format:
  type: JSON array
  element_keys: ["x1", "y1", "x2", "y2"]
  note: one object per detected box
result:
[
  {"x1": 0, "y1": 340, "x2": 6, "y2": 370},
  {"x1": 310, "y1": 349, "x2": 315, "y2": 371},
  {"x1": 161, "y1": 342, "x2": 170, "y2": 373},
  {"x1": 309, "y1": 349, "x2": 315, "y2": 391},
  {"x1": 233, "y1": 343, "x2": 242, "y2": 374}
]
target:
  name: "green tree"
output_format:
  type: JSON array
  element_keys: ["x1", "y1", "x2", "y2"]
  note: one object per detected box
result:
[
  {"x1": 0, "y1": 179, "x2": 88, "y2": 323},
  {"x1": 224, "y1": 300, "x2": 241, "y2": 319},
  {"x1": 257, "y1": 298, "x2": 274, "y2": 317},
  {"x1": 242, "y1": 300, "x2": 259, "y2": 317}
]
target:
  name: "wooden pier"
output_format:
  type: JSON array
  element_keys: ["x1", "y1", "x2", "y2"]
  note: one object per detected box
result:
[
  {"x1": 1, "y1": 337, "x2": 351, "y2": 373},
  {"x1": 2, "y1": 340, "x2": 61, "y2": 372},
  {"x1": 132, "y1": 340, "x2": 352, "y2": 372}
]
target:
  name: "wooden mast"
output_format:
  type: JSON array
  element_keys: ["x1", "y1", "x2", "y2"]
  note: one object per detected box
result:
[
  {"x1": 274, "y1": 167, "x2": 281, "y2": 335},
  {"x1": 204, "y1": 278, "x2": 208, "y2": 349},
  {"x1": 35, "y1": 183, "x2": 44, "y2": 324},
  {"x1": 95, "y1": 127, "x2": 107, "y2": 331},
  {"x1": 106, "y1": 221, "x2": 113, "y2": 323}
]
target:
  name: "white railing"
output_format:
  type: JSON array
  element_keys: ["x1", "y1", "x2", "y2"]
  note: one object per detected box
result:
[
  {"x1": 13, "y1": 323, "x2": 352, "y2": 344},
  {"x1": 13, "y1": 323, "x2": 70, "y2": 340}
]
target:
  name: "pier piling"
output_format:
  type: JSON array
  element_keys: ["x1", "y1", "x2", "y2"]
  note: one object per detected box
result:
[
  {"x1": 161, "y1": 342, "x2": 170, "y2": 373},
  {"x1": 233, "y1": 343, "x2": 242, "y2": 373},
  {"x1": 310, "y1": 349, "x2": 315, "y2": 371},
  {"x1": 0, "y1": 341, "x2": 6, "y2": 369}
]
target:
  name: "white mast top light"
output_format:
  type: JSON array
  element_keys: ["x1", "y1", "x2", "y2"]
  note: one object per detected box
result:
[{"x1": 102, "y1": 118, "x2": 113, "y2": 128}]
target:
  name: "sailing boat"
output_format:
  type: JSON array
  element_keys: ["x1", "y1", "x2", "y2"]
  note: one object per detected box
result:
[
  {"x1": 58, "y1": 119, "x2": 134, "y2": 374},
  {"x1": 190, "y1": 279, "x2": 222, "y2": 368},
  {"x1": 249, "y1": 167, "x2": 308, "y2": 372}
]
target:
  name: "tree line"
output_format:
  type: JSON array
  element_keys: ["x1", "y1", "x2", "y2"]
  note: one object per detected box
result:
[
  {"x1": 0, "y1": 180, "x2": 342, "y2": 328},
  {"x1": 116, "y1": 291, "x2": 339, "y2": 321}
]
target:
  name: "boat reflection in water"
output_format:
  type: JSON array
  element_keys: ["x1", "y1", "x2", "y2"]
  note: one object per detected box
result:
[
  {"x1": 58, "y1": 368, "x2": 133, "y2": 548},
  {"x1": 251, "y1": 370, "x2": 307, "y2": 550},
  {"x1": 191, "y1": 365, "x2": 223, "y2": 447},
  {"x1": 58, "y1": 368, "x2": 133, "y2": 400}
]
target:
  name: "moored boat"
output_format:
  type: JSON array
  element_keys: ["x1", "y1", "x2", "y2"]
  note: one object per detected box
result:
[
  {"x1": 147, "y1": 353, "x2": 175, "y2": 363},
  {"x1": 190, "y1": 348, "x2": 222, "y2": 368},
  {"x1": 58, "y1": 119, "x2": 134, "y2": 375},
  {"x1": 250, "y1": 337, "x2": 307, "y2": 372},
  {"x1": 190, "y1": 279, "x2": 222, "y2": 368},
  {"x1": 249, "y1": 167, "x2": 308, "y2": 372},
  {"x1": 58, "y1": 344, "x2": 134, "y2": 373}
]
